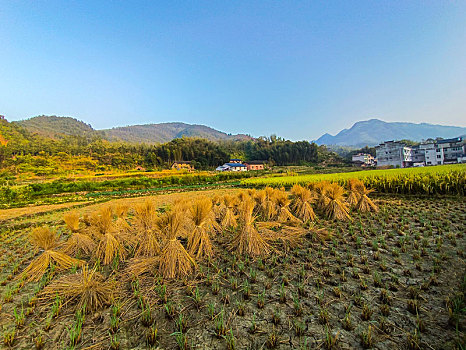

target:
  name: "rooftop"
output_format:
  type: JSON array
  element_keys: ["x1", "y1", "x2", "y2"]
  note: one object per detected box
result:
[
  {"x1": 224, "y1": 163, "x2": 247, "y2": 167},
  {"x1": 437, "y1": 137, "x2": 463, "y2": 144},
  {"x1": 245, "y1": 160, "x2": 267, "y2": 164}
]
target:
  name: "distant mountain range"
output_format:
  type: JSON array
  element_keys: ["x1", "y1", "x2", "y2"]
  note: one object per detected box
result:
[
  {"x1": 315, "y1": 119, "x2": 466, "y2": 147},
  {"x1": 12, "y1": 116, "x2": 466, "y2": 147},
  {"x1": 14, "y1": 116, "x2": 251, "y2": 143}
]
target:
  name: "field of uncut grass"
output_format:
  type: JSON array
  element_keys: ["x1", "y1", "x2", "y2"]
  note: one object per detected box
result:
[{"x1": 242, "y1": 164, "x2": 466, "y2": 195}]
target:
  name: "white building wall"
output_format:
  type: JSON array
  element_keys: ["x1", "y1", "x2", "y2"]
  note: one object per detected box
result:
[{"x1": 376, "y1": 143, "x2": 412, "y2": 168}]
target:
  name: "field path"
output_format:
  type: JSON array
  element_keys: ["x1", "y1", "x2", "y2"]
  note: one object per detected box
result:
[
  {"x1": 0, "y1": 201, "x2": 91, "y2": 222},
  {"x1": 0, "y1": 188, "x2": 240, "y2": 223}
]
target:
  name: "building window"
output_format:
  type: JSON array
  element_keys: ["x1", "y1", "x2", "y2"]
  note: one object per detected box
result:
[{"x1": 437, "y1": 155, "x2": 441, "y2": 159}]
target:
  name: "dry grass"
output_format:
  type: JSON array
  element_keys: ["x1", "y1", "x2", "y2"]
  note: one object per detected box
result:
[
  {"x1": 126, "y1": 257, "x2": 159, "y2": 278},
  {"x1": 272, "y1": 225, "x2": 307, "y2": 249},
  {"x1": 274, "y1": 190, "x2": 301, "y2": 224},
  {"x1": 291, "y1": 184, "x2": 316, "y2": 222},
  {"x1": 41, "y1": 265, "x2": 115, "y2": 312},
  {"x1": 134, "y1": 231, "x2": 161, "y2": 258},
  {"x1": 158, "y1": 211, "x2": 196, "y2": 278},
  {"x1": 323, "y1": 183, "x2": 351, "y2": 220},
  {"x1": 90, "y1": 206, "x2": 114, "y2": 236},
  {"x1": 347, "y1": 179, "x2": 362, "y2": 207},
  {"x1": 0, "y1": 201, "x2": 87, "y2": 222},
  {"x1": 30, "y1": 226, "x2": 58, "y2": 251},
  {"x1": 221, "y1": 195, "x2": 238, "y2": 228},
  {"x1": 21, "y1": 227, "x2": 84, "y2": 282},
  {"x1": 230, "y1": 197, "x2": 271, "y2": 257},
  {"x1": 95, "y1": 231, "x2": 128, "y2": 265},
  {"x1": 258, "y1": 187, "x2": 278, "y2": 220},
  {"x1": 114, "y1": 203, "x2": 129, "y2": 218},
  {"x1": 345, "y1": 178, "x2": 378, "y2": 212},
  {"x1": 313, "y1": 181, "x2": 331, "y2": 210},
  {"x1": 61, "y1": 232, "x2": 96, "y2": 257},
  {"x1": 188, "y1": 198, "x2": 216, "y2": 259},
  {"x1": 63, "y1": 211, "x2": 80, "y2": 232},
  {"x1": 356, "y1": 188, "x2": 378, "y2": 212},
  {"x1": 89, "y1": 206, "x2": 131, "y2": 264},
  {"x1": 133, "y1": 200, "x2": 161, "y2": 257},
  {"x1": 309, "y1": 225, "x2": 333, "y2": 242},
  {"x1": 133, "y1": 200, "x2": 157, "y2": 232},
  {"x1": 22, "y1": 250, "x2": 84, "y2": 282},
  {"x1": 160, "y1": 238, "x2": 196, "y2": 279}
]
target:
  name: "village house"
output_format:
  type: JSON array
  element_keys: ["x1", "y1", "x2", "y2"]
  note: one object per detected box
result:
[
  {"x1": 216, "y1": 162, "x2": 248, "y2": 172},
  {"x1": 171, "y1": 161, "x2": 194, "y2": 171},
  {"x1": 245, "y1": 160, "x2": 266, "y2": 171},
  {"x1": 351, "y1": 153, "x2": 375, "y2": 167},
  {"x1": 229, "y1": 159, "x2": 243, "y2": 164}
]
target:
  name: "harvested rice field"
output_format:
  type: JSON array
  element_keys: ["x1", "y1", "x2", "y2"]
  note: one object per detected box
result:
[{"x1": 0, "y1": 183, "x2": 464, "y2": 350}]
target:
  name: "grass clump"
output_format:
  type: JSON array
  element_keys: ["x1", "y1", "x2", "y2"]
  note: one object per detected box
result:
[
  {"x1": 159, "y1": 211, "x2": 196, "y2": 279},
  {"x1": 21, "y1": 227, "x2": 84, "y2": 282},
  {"x1": 41, "y1": 265, "x2": 115, "y2": 313}
]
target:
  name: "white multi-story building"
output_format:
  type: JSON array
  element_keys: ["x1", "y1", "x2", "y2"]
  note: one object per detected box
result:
[
  {"x1": 376, "y1": 137, "x2": 465, "y2": 168},
  {"x1": 421, "y1": 137, "x2": 464, "y2": 165},
  {"x1": 375, "y1": 141, "x2": 414, "y2": 168},
  {"x1": 439, "y1": 138, "x2": 465, "y2": 164}
]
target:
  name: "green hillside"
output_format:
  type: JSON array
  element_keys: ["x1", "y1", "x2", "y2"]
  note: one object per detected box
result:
[
  {"x1": 102, "y1": 122, "x2": 251, "y2": 143},
  {"x1": 14, "y1": 115, "x2": 95, "y2": 139}
]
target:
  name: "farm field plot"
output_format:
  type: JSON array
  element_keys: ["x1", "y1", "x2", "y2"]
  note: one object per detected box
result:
[
  {"x1": 0, "y1": 184, "x2": 464, "y2": 350},
  {"x1": 0, "y1": 202, "x2": 91, "y2": 222},
  {"x1": 0, "y1": 170, "x2": 257, "y2": 209},
  {"x1": 242, "y1": 164, "x2": 466, "y2": 196}
]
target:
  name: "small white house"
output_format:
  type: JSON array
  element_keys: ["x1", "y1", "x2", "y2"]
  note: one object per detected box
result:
[
  {"x1": 216, "y1": 163, "x2": 248, "y2": 172},
  {"x1": 351, "y1": 153, "x2": 375, "y2": 167}
]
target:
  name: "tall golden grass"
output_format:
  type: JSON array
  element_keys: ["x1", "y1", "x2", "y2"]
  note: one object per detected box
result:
[
  {"x1": 188, "y1": 198, "x2": 216, "y2": 259},
  {"x1": 33, "y1": 178, "x2": 380, "y2": 311},
  {"x1": 61, "y1": 212, "x2": 96, "y2": 257},
  {"x1": 61, "y1": 232, "x2": 96, "y2": 257},
  {"x1": 133, "y1": 200, "x2": 161, "y2": 257},
  {"x1": 347, "y1": 179, "x2": 362, "y2": 207},
  {"x1": 274, "y1": 190, "x2": 301, "y2": 224},
  {"x1": 346, "y1": 178, "x2": 378, "y2": 212},
  {"x1": 89, "y1": 206, "x2": 130, "y2": 265},
  {"x1": 314, "y1": 181, "x2": 331, "y2": 210},
  {"x1": 290, "y1": 184, "x2": 316, "y2": 222},
  {"x1": 21, "y1": 227, "x2": 84, "y2": 282},
  {"x1": 63, "y1": 211, "x2": 80, "y2": 232},
  {"x1": 90, "y1": 206, "x2": 114, "y2": 236},
  {"x1": 323, "y1": 183, "x2": 351, "y2": 220},
  {"x1": 95, "y1": 230, "x2": 128, "y2": 265},
  {"x1": 158, "y1": 211, "x2": 196, "y2": 278},
  {"x1": 230, "y1": 197, "x2": 271, "y2": 257},
  {"x1": 41, "y1": 265, "x2": 115, "y2": 312}
]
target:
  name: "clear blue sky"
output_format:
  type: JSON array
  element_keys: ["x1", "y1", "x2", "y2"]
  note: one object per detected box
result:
[{"x1": 1, "y1": 1, "x2": 465, "y2": 140}]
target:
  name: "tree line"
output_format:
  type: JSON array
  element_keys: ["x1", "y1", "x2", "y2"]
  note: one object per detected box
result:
[{"x1": 0, "y1": 119, "x2": 336, "y2": 174}]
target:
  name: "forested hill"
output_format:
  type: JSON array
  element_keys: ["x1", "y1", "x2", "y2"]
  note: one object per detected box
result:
[
  {"x1": 14, "y1": 115, "x2": 95, "y2": 139},
  {"x1": 15, "y1": 116, "x2": 251, "y2": 143},
  {"x1": 101, "y1": 122, "x2": 251, "y2": 143},
  {"x1": 0, "y1": 116, "x2": 337, "y2": 174}
]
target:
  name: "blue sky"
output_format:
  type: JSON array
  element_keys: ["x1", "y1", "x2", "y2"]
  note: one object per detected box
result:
[{"x1": 1, "y1": 1, "x2": 465, "y2": 140}]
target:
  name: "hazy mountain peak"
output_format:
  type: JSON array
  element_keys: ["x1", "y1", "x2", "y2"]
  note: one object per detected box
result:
[{"x1": 316, "y1": 119, "x2": 466, "y2": 147}]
